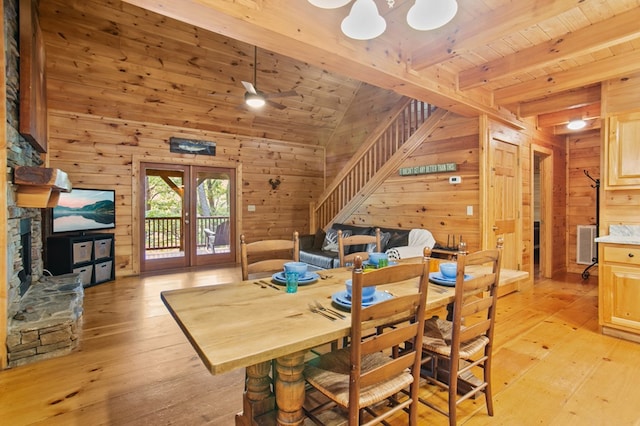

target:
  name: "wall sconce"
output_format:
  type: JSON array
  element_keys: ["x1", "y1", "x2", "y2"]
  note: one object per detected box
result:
[{"x1": 268, "y1": 177, "x2": 281, "y2": 190}]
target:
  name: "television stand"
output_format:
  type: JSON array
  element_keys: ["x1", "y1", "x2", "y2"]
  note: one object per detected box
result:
[{"x1": 46, "y1": 233, "x2": 115, "y2": 287}]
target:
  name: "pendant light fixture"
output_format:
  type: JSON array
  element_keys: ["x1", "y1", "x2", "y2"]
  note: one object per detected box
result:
[
  {"x1": 341, "y1": 0, "x2": 386, "y2": 40},
  {"x1": 407, "y1": 0, "x2": 458, "y2": 31},
  {"x1": 308, "y1": 0, "x2": 351, "y2": 8},
  {"x1": 308, "y1": 0, "x2": 458, "y2": 40}
]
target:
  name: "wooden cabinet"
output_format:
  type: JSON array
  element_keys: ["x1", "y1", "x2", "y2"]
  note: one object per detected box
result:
[
  {"x1": 606, "y1": 112, "x2": 640, "y2": 189},
  {"x1": 47, "y1": 233, "x2": 115, "y2": 287},
  {"x1": 599, "y1": 243, "x2": 640, "y2": 342}
]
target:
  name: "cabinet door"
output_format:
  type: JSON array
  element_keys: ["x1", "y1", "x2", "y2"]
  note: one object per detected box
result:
[
  {"x1": 607, "y1": 112, "x2": 640, "y2": 188},
  {"x1": 601, "y1": 264, "x2": 640, "y2": 331}
]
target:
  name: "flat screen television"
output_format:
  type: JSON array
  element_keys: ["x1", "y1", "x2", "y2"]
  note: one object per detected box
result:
[{"x1": 52, "y1": 188, "x2": 116, "y2": 234}]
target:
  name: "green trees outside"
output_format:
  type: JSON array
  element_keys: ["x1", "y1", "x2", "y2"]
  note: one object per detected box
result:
[{"x1": 145, "y1": 173, "x2": 231, "y2": 250}]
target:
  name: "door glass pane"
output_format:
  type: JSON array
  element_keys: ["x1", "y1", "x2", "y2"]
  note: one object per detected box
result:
[
  {"x1": 196, "y1": 171, "x2": 231, "y2": 255},
  {"x1": 144, "y1": 169, "x2": 185, "y2": 260}
]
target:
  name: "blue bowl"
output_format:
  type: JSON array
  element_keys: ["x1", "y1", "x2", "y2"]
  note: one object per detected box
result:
[
  {"x1": 284, "y1": 262, "x2": 308, "y2": 277},
  {"x1": 439, "y1": 262, "x2": 457, "y2": 279},
  {"x1": 345, "y1": 279, "x2": 376, "y2": 301},
  {"x1": 368, "y1": 252, "x2": 388, "y2": 266}
]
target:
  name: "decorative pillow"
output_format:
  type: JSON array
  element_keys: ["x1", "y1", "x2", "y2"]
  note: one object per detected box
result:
[
  {"x1": 386, "y1": 247, "x2": 401, "y2": 260},
  {"x1": 367, "y1": 231, "x2": 391, "y2": 253},
  {"x1": 322, "y1": 228, "x2": 352, "y2": 252}
]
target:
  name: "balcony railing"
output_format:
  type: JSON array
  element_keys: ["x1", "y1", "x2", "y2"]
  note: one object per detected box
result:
[{"x1": 145, "y1": 216, "x2": 229, "y2": 250}]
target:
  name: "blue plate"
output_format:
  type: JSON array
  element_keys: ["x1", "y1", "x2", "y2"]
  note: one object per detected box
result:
[
  {"x1": 429, "y1": 272, "x2": 472, "y2": 287},
  {"x1": 272, "y1": 271, "x2": 319, "y2": 285},
  {"x1": 331, "y1": 290, "x2": 393, "y2": 311}
]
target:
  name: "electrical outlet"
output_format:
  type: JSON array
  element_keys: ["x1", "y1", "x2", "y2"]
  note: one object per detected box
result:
[
  {"x1": 449, "y1": 176, "x2": 461, "y2": 184},
  {"x1": 248, "y1": 205, "x2": 256, "y2": 212},
  {"x1": 467, "y1": 205, "x2": 473, "y2": 216}
]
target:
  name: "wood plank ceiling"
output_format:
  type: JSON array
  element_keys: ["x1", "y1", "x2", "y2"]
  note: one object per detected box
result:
[{"x1": 42, "y1": 0, "x2": 640, "y2": 144}]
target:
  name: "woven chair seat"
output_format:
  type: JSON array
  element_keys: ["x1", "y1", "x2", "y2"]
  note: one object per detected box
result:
[
  {"x1": 305, "y1": 348, "x2": 414, "y2": 409},
  {"x1": 423, "y1": 317, "x2": 489, "y2": 359}
]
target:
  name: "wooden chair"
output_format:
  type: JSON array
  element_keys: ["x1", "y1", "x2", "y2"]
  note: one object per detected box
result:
[
  {"x1": 304, "y1": 256, "x2": 431, "y2": 425},
  {"x1": 240, "y1": 232, "x2": 299, "y2": 280},
  {"x1": 419, "y1": 247, "x2": 502, "y2": 426},
  {"x1": 337, "y1": 228, "x2": 381, "y2": 267}
]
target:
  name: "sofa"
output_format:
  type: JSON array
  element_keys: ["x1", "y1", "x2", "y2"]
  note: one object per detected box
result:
[{"x1": 299, "y1": 223, "x2": 435, "y2": 269}]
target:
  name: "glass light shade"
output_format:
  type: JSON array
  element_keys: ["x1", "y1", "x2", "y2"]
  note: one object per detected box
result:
[
  {"x1": 567, "y1": 119, "x2": 587, "y2": 130},
  {"x1": 245, "y1": 92, "x2": 265, "y2": 108},
  {"x1": 341, "y1": 0, "x2": 386, "y2": 40},
  {"x1": 308, "y1": 0, "x2": 351, "y2": 8},
  {"x1": 407, "y1": 0, "x2": 458, "y2": 31}
]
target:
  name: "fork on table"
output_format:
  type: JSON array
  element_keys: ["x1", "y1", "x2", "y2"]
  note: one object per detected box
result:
[
  {"x1": 308, "y1": 303, "x2": 336, "y2": 321},
  {"x1": 313, "y1": 300, "x2": 346, "y2": 319}
]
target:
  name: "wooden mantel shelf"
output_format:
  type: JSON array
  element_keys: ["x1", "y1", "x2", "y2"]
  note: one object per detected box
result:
[{"x1": 13, "y1": 166, "x2": 72, "y2": 208}]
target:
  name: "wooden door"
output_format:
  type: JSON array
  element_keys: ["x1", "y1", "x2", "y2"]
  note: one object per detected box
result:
[
  {"x1": 140, "y1": 163, "x2": 235, "y2": 272},
  {"x1": 488, "y1": 138, "x2": 521, "y2": 270}
]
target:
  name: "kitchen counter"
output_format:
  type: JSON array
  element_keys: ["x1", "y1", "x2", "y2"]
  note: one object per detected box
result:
[
  {"x1": 595, "y1": 224, "x2": 640, "y2": 245},
  {"x1": 595, "y1": 235, "x2": 640, "y2": 245}
]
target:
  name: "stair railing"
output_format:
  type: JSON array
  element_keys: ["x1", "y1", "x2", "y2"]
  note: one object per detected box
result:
[{"x1": 310, "y1": 98, "x2": 439, "y2": 231}]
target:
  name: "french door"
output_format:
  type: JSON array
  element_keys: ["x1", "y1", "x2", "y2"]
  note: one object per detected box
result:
[{"x1": 140, "y1": 162, "x2": 235, "y2": 272}]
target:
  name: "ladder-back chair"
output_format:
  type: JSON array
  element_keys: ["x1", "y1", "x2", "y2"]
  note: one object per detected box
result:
[
  {"x1": 240, "y1": 232, "x2": 299, "y2": 281},
  {"x1": 337, "y1": 228, "x2": 381, "y2": 267},
  {"x1": 304, "y1": 256, "x2": 431, "y2": 425},
  {"x1": 419, "y1": 247, "x2": 502, "y2": 425}
]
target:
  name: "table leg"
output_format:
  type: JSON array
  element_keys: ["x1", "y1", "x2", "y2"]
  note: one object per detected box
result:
[
  {"x1": 274, "y1": 350, "x2": 307, "y2": 426},
  {"x1": 235, "y1": 361, "x2": 275, "y2": 426}
]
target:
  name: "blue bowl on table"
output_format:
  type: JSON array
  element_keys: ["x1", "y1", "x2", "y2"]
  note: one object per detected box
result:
[
  {"x1": 345, "y1": 279, "x2": 376, "y2": 302},
  {"x1": 284, "y1": 262, "x2": 308, "y2": 278},
  {"x1": 439, "y1": 262, "x2": 457, "y2": 279}
]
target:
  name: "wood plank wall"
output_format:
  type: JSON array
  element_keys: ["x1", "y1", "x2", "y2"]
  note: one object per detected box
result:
[
  {"x1": 349, "y1": 115, "x2": 482, "y2": 251},
  {"x1": 325, "y1": 84, "x2": 404, "y2": 182},
  {"x1": 46, "y1": 111, "x2": 324, "y2": 277},
  {"x1": 566, "y1": 130, "x2": 600, "y2": 275},
  {"x1": 600, "y1": 72, "x2": 640, "y2": 231}
]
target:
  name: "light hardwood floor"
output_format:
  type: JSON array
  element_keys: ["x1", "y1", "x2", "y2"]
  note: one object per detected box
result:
[{"x1": 1, "y1": 267, "x2": 639, "y2": 425}]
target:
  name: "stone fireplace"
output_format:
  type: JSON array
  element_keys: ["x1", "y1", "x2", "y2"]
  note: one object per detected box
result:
[
  {"x1": 18, "y1": 218, "x2": 33, "y2": 297},
  {"x1": 3, "y1": 0, "x2": 83, "y2": 368}
]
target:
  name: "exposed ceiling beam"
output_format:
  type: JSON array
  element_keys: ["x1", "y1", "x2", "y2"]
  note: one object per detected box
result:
[
  {"x1": 518, "y1": 85, "x2": 600, "y2": 117},
  {"x1": 410, "y1": 0, "x2": 575, "y2": 71},
  {"x1": 552, "y1": 119, "x2": 601, "y2": 136},
  {"x1": 494, "y1": 48, "x2": 640, "y2": 105},
  {"x1": 121, "y1": 0, "x2": 523, "y2": 128},
  {"x1": 459, "y1": 7, "x2": 640, "y2": 90},
  {"x1": 537, "y1": 103, "x2": 601, "y2": 128}
]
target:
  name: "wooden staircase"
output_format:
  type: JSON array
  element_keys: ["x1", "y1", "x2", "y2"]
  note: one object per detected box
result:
[{"x1": 310, "y1": 99, "x2": 450, "y2": 231}]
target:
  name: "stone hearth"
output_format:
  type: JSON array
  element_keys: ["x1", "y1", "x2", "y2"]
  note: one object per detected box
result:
[{"x1": 7, "y1": 273, "x2": 84, "y2": 367}]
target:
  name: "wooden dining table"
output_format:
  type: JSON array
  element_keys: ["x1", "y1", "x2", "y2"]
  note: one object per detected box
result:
[{"x1": 160, "y1": 259, "x2": 528, "y2": 426}]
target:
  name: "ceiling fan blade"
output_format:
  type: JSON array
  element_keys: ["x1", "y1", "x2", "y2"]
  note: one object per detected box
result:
[
  {"x1": 266, "y1": 99, "x2": 287, "y2": 110},
  {"x1": 241, "y1": 80, "x2": 257, "y2": 94},
  {"x1": 264, "y1": 90, "x2": 299, "y2": 99}
]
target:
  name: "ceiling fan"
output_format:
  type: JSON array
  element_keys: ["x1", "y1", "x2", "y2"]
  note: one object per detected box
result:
[{"x1": 241, "y1": 46, "x2": 298, "y2": 110}]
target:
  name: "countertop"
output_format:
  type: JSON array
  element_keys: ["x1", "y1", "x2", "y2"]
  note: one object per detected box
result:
[
  {"x1": 595, "y1": 225, "x2": 640, "y2": 245},
  {"x1": 595, "y1": 235, "x2": 640, "y2": 245}
]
